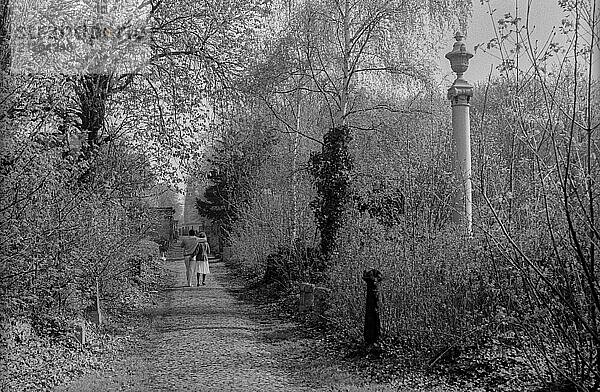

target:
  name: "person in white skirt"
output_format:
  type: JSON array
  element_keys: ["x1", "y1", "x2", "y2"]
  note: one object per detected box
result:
[{"x1": 195, "y1": 232, "x2": 211, "y2": 286}]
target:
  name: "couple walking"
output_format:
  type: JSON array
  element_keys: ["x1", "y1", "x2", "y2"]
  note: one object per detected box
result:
[{"x1": 180, "y1": 229, "x2": 211, "y2": 287}]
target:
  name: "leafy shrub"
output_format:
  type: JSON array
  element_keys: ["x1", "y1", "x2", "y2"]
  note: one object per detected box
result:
[
  {"x1": 262, "y1": 242, "x2": 323, "y2": 292},
  {"x1": 328, "y1": 211, "x2": 497, "y2": 353}
]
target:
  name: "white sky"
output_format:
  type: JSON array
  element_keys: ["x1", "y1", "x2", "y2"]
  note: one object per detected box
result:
[{"x1": 456, "y1": 0, "x2": 565, "y2": 82}]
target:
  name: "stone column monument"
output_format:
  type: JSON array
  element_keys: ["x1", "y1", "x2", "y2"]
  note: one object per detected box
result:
[{"x1": 446, "y1": 32, "x2": 474, "y2": 234}]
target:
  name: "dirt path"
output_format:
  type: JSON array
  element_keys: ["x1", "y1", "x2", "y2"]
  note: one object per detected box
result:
[{"x1": 56, "y1": 259, "x2": 396, "y2": 392}]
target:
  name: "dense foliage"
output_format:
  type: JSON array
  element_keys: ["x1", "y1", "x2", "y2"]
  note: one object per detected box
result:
[{"x1": 196, "y1": 112, "x2": 277, "y2": 243}]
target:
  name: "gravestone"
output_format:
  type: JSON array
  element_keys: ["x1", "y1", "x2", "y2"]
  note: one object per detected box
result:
[{"x1": 299, "y1": 283, "x2": 315, "y2": 313}]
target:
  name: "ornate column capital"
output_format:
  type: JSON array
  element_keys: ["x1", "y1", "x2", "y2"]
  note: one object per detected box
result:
[
  {"x1": 447, "y1": 80, "x2": 473, "y2": 105},
  {"x1": 446, "y1": 31, "x2": 473, "y2": 106}
]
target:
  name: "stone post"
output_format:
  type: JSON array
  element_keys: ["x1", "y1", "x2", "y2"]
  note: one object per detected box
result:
[
  {"x1": 312, "y1": 286, "x2": 331, "y2": 322},
  {"x1": 299, "y1": 284, "x2": 306, "y2": 312},
  {"x1": 74, "y1": 323, "x2": 86, "y2": 348},
  {"x1": 362, "y1": 269, "x2": 383, "y2": 347},
  {"x1": 222, "y1": 246, "x2": 232, "y2": 263},
  {"x1": 446, "y1": 32, "x2": 474, "y2": 235}
]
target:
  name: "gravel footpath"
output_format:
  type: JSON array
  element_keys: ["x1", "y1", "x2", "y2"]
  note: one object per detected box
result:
[{"x1": 56, "y1": 259, "x2": 393, "y2": 392}]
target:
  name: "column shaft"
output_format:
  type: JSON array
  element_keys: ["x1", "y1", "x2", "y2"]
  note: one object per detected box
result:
[{"x1": 451, "y1": 101, "x2": 472, "y2": 234}]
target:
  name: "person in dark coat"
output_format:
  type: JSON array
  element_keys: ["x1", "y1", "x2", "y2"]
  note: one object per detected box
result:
[{"x1": 180, "y1": 229, "x2": 200, "y2": 287}]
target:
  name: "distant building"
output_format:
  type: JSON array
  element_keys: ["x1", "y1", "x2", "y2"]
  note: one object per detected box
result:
[{"x1": 146, "y1": 183, "x2": 183, "y2": 249}]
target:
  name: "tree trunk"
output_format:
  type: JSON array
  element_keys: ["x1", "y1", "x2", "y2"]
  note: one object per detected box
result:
[
  {"x1": 291, "y1": 98, "x2": 300, "y2": 243},
  {"x1": 0, "y1": 0, "x2": 10, "y2": 73},
  {"x1": 74, "y1": 74, "x2": 112, "y2": 160},
  {"x1": 95, "y1": 277, "x2": 103, "y2": 325},
  {"x1": 337, "y1": 0, "x2": 350, "y2": 127},
  {"x1": 594, "y1": 1, "x2": 599, "y2": 80}
]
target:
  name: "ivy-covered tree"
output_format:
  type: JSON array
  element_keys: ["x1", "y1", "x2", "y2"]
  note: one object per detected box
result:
[{"x1": 308, "y1": 125, "x2": 353, "y2": 267}]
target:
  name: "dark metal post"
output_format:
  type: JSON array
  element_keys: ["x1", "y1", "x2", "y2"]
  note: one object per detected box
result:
[{"x1": 363, "y1": 269, "x2": 383, "y2": 348}]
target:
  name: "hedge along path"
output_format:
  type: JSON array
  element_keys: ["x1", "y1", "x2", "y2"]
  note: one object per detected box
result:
[{"x1": 56, "y1": 257, "x2": 398, "y2": 392}]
